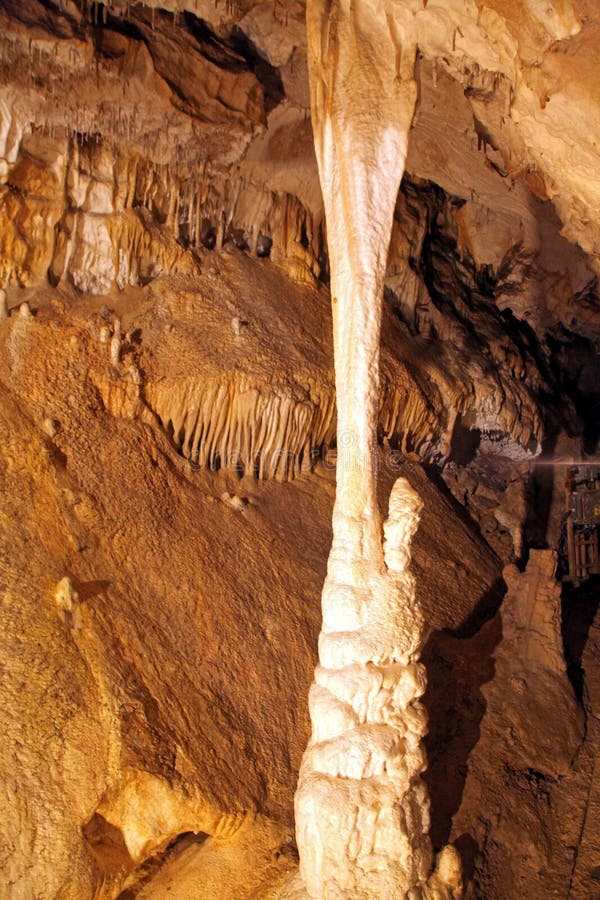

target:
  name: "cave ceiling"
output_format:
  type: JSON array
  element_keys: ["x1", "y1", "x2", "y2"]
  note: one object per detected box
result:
[{"x1": 1, "y1": 0, "x2": 599, "y2": 466}]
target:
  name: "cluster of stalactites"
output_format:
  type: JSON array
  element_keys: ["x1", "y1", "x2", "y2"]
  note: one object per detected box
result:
[
  {"x1": 141, "y1": 371, "x2": 458, "y2": 482},
  {"x1": 0, "y1": 115, "x2": 324, "y2": 292},
  {"x1": 144, "y1": 375, "x2": 337, "y2": 481},
  {"x1": 131, "y1": 159, "x2": 324, "y2": 282},
  {"x1": 139, "y1": 367, "x2": 540, "y2": 482}
]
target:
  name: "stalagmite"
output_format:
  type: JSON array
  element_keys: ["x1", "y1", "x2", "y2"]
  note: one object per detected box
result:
[
  {"x1": 294, "y1": 0, "x2": 461, "y2": 896},
  {"x1": 110, "y1": 318, "x2": 121, "y2": 367}
]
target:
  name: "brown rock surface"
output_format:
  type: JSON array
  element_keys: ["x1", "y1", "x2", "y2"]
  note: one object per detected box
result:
[
  {"x1": 0, "y1": 0, "x2": 599, "y2": 896},
  {"x1": 0, "y1": 265, "x2": 501, "y2": 897},
  {"x1": 426, "y1": 551, "x2": 590, "y2": 899}
]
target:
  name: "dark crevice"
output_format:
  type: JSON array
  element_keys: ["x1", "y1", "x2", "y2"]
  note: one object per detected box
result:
[
  {"x1": 317, "y1": 221, "x2": 330, "y2": 285},
  {"x1": 183, "y1": 12, "x2": 248, "y2": 73},
  {"x1": 423, "y1": 607, "x2": 503, "y2": 851},
  {"x1": 547, "y1": 326, "x2": 600, "y2": 454},
  {"x1": 99, "y1": 9, "x2": 145, "y2": 44},
  {"x1": 116, "y1": 831, "x2": 209, "y2": 899},
  {"x1": 449, "y1": 415, "x2": 481, "y2": 466},
  {"x1": 256, "y1": 232, "x2": 272, "y2": 258},
  {"x1": 230, "y1": 25, "x2": 284, "y2": 114},
  {"x1": 561, "y1": 575, "x2": 600, "y2": 702}
]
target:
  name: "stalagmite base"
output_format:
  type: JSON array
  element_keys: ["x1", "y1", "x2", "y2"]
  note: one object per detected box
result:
[{"x1": 294, "y1": 0, "x2": 461, "y2": 895}]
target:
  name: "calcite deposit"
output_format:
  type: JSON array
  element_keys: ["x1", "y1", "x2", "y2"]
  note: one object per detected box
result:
[
  {"x1": 0, "y1": 0, "x2": 599, "y2": 898},
  {"x1": 294, "y1": 0, "x2": 458, "y2": 895}
]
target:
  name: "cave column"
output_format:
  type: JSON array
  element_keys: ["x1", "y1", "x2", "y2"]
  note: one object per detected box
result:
[{"x1": 294, "y1": 0, "x2": 461, "y2": 896}]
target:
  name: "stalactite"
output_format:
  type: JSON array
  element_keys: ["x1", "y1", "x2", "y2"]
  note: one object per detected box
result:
[{"x1": 144, "y1": 375, "x2": 336, "y2": 482}]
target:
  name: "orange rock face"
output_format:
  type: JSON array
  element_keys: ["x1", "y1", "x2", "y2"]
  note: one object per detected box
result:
[{"x1": 0, "y1": 1, "x2": 599, "y2": 897}]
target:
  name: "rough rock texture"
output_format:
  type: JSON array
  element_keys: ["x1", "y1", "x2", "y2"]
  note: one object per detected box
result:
[
  {"x1": 564, "y1": 576, "x2": 600, "y2": 898},
  {"x1": 0, "y1": 292, "x2": 326, "y2": 897},
  {"x1": 443, "y1": 551, "x2": 587, "y2": 898},
  {"x1": 0, "y1": 271, "x2": 501, "y2": 898},
  {"x1": 1, "y1": 0, "x2": 599, "y2": 464},
  {"x1": 0, "y1": 0, "x2": 599, "y2": 897}
]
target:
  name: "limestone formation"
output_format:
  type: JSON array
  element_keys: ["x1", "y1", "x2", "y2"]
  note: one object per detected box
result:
[
  {"x1": 0, "y1": 1, "x2": 599, "y2": 898},
  {"x1": 109, "y1": 340, "x2": 120, "y2": 371},
  {"x1": 42, "y1": 416, "x2": 59, "y2": 438},
  {"x1": 294, "y1": 1, "x2": 459, "y2": 895},
  {"x1": 449, "y1": 551, "x2": 586, "y2": 896}
]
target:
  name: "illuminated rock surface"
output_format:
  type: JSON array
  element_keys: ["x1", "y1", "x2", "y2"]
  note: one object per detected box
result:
[{"x1": 0, "y1": 1, "x2": 599, "y2": 897}]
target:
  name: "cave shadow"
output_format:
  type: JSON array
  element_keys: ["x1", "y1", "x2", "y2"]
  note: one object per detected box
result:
[
  {"x1": 83, "y1": 813, "x2": 134, "y2": 887},
  {"x1": 561, "y1": 574, "x2": 600, "y2": 702},
  {"x1": 117, "y1": 833, "x2": 209, "y2": 899},
  {"x1": 452, "y1": 833, "x2": 480, "y2": 888},
  {"x1": 422, "y1": 577, "x2": 505, "y2": 861},
  {"x1": 72, "y1": 578, "x2": 112, "y2": 601},
  {"x1": 524, "y1": 431, "x2": 560, "y2": 553},
  {"x1": 453, "y1": 574, "x2": 507, "y2": 639},
  {"x1": 421, "y1": 462, "x2": 503, "y2": 550},
  {"x1": 448, "y1": 415, "x2": 481, "y2": 467},
  {"x1": 582, "y1": 394, "x2": 600, "y2": 455}
]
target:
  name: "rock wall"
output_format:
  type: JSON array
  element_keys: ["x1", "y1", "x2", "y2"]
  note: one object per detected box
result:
[
  {"x1": 0, "y1": 284, "x2": 501, "y2": 897},
  {"x1": 1, "y1": 0, "x2": 599, "y2": 469}
]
